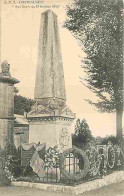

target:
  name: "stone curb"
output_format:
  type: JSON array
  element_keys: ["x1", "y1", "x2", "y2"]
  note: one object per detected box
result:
[{"x1": 11, "y1": 171, "x2": 124, "y2": 195}]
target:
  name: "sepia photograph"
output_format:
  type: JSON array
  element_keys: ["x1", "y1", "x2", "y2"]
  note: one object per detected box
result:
[{"x1": 0, "y1": 0, "x2": 124, "y2": 195}]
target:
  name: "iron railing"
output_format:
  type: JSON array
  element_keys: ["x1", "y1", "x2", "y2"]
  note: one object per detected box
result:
[{"x1": 17, "y1": 143, "x2": 124, "y2": 185}]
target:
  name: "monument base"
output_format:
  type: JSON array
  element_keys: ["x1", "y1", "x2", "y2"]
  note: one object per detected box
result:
[
  {"x1": 29, "y1": 117, "x2": 73, "y2": 152},
  {"x1": 27, "y1": 104, "x2": 75, "y2": 152}
]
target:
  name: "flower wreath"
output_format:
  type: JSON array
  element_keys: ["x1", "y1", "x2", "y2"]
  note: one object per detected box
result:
[
  {"x1": 45, "y1": 147, "x2": 60, "y2": 168},
  {"x1": 85, "y1": 146, "x2": 101, "y2": 177},
  {"x1": 59, "y1": 146, "x2": 90, "y2": 180}
]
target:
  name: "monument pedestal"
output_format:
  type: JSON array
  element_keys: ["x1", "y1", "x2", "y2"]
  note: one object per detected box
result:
[
  {"x1": 0, "y1": 119, "x2": 15, "y2": 148},
  {"x1": 27, "y1": 104, "x2": 75, "y2": 152},
  {"x1": 0, "y1": 61, "x2": 19, "y2": 149}
]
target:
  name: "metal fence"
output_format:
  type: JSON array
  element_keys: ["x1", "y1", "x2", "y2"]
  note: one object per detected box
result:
[{"x1": 17, "y1": 143, "x2": 124, "y2": 185}]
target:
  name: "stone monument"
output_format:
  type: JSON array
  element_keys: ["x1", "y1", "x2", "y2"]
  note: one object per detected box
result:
[
  {"x1": 27, "y1": 10, "x2": 75, "y2": 152},
  {"x1": 0, "y1": 61, "x2": 19, "y2": 149}
]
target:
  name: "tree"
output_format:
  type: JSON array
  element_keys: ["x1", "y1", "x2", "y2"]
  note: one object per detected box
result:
[
  {"x1": 72, "y1": 118, "x2": 93, "y2": 147},
  {"x1": 65, "y1": 0, "x2": 123, "y2": 142},
  {"x1": 101, "y1": 135, "x2": 119, "y2": 145},
  {"x1": 14, "y1": 95, "x2": 35, "y2": 115}
]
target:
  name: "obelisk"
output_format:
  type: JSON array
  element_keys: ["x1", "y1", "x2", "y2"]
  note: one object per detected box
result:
[
  {"x1": 27, "y1": 10, "x2": 75, "y2": 152},
  {"x1": 0, "y1": 61, "x2": 19, "y2": 149},
  {"x1": 34, "y1": 10, "x2": 66, "y2": 108}
]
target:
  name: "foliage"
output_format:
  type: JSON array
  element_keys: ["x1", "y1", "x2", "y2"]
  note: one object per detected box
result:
[
  {"x1": 4, "y1": 143, "x2": 21, "y2": 178},
  {"x1": 0, "y1": 143, "x2": 21, "y2": 185},
  {"x1": 14, "y1": 95, "x2": 35, "y2": 115},
  {"x1": 65, "y1": 0, "x2": 123, "y2": 112},
  {"x1": 45, "y1": 146, "x2": 60, "y2": 168},
  {"x1": 72, "y1": 118, "x2": 93, "y2": 147},
  {"x1": 0, "y1": 147, "x2": 11, "y2": 185},
  {"x1": 21, "y1": 165, "x2": 34, "y2": 177},
  {"x1": 101, "y1": 135, "x2": 119, "y2": 145},
  {"x1": 65, "y1": 0, "x2": 123, "y2": 140},
  {"x1": 0, "y1": 143, "x2": 36, "y2": 184}
]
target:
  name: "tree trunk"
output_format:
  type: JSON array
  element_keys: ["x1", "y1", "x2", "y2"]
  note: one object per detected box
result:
[{"x1": 116, "y1": 109, "x2": 123, "y2": 149}]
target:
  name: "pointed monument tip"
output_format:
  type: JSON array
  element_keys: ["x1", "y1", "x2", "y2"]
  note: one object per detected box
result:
[{"x1": 41, "y1": 9, "x2": 57, "y2": 17}]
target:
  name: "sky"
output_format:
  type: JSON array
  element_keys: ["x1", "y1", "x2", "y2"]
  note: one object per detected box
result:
[{"x1": 0, "y1": 0, "x2": 116, "y2": 137}]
